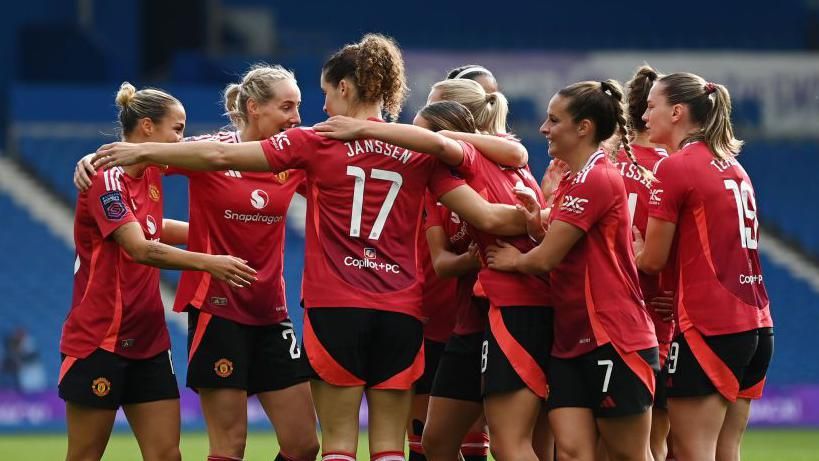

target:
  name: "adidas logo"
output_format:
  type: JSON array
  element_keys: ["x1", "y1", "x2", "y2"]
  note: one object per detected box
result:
[
  {"x1": 600, "y1": 395, "x2": 617, "y2": 408},
  {"x1": 225, "y1": 170, "x2": 242, "y2": 178}
]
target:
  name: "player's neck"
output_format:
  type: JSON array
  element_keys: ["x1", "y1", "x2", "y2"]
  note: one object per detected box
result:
[
  {"x1": 631, "y1": 131, "x2": 652, "y2": 148},
  {"x1": 564, "y1": 144, "x2": 600, "y2": 173},
  {"x1": 668, "y1": 122, "x2": 701, "y2": 153},
  {"x1": 239, "y1": 126, "x2": 263, "y2": 142},
  {"x1": 122, "y1": 163, "x2": 149, "y2": 178},
  {"x1": 347, "y1": 104, "x2": 383, "y2": 121}
]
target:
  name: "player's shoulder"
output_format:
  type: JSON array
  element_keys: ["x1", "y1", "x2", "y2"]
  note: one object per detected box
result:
[
  {"x1": 631, "y1": 144, "x2": 667, "y2": 164},
  {"x1": 574, "y1": 151, "x2": 612, "y2": 183},
  {"x1": 88, "y1": 166, "x2": 127, "y2": 194}
]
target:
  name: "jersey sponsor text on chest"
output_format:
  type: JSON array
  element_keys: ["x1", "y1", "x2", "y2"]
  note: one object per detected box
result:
[{"x1": 223, "y1": 209, "x2": 283, "y2": 224}]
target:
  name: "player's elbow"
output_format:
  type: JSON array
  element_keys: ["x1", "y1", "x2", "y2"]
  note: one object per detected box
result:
[
  {"x1": 508, "y1": 145, "x2": 528, "y2": 168},
  {"x1": 431, "y1": 259, "x2": 455, "y2": 278},
  {"x1": 470, "y1": 213, "x2": 503, "y2": 234},
  {"x1": 123, "y1": 242, "x2": 151, "y2": 265},
  {"x1": 208, "y1": 145, "x2": 234, "y2": 170},
  {"x1": 637, "y1": 255, "x2": 665, "y2": 275}
]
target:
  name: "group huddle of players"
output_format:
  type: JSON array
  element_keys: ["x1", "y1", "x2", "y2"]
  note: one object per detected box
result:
[{"x1": 61, "y1": 33, "x2": 772, "y2": 461}]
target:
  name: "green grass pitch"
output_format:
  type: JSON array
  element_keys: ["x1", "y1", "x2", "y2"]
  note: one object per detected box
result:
[{"x1": 1, "y1": 429, "x2": 818, "y2": 460}]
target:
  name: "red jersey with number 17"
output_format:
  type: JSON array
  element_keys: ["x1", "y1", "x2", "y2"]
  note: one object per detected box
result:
[
  {"x1": 63, "y1": 166, "x2": 170, "y2": 360},
  {"x1": 170, "y1": 131, "x2": 306, "y2": 326},
  {"x1": 260, "y1": 123, "x2": 464, "y2": 319},
  {"x1": 549, "y1": 152, "x2": 657, "y2": 358},
  {"x1": 420, "y1": 193, "x2": 476, "y2": 342},
  {"x1": 648, "y1": 142, "x2": 772, "y2": 336}
]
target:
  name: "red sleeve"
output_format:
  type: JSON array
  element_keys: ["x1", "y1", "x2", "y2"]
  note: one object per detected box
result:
[
  {"x1": 260, "y1": 127, "x2": 312, "y2": 173},
  {"x1": 454, "y1": 140, "x2": 481, "y2": 182},
  {"x1": 648, "y1": 156, "x2": 688, "y2": 223},
  {"x1": 427, "y1": 160, "x2": 466, "y2": 200},
  {"x1": 424, "y1": 192, "x2": 444, "y2": 231},
  {"x1": 551, "y1": 170, "x2": 615, "y2": 232},
  {"x1": 88, "y1": 170, "x2": 138, "y2": 239}
]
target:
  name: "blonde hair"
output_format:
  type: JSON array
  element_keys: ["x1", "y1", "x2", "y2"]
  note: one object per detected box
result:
[
  {"x1": 430, "y1": 79, "x2": 508, "y2": 134},
  {"x1": 115, "y1": 82, "x2": 180, "y2": 135},
  {"x1": 223, "y1": 64, "x2": 296, "y2": 129},
  {"x1": 322, "y1": 33, "x2": 408, "y2": 121},
  {"x1": 657, "y1": 72, "x2": 743, "y2": 160}
]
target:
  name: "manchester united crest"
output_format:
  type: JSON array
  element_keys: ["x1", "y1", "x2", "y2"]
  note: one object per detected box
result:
[
  {"x1": 148, "y1": 184, "x2": 161, "y2": 202},
  {"x1": 91, "y1": 377, "x2": 112, "y2": 397},
  {"x1": 274, "y1": 171, "x2": 290, "y2": 184},
  {"x1": 214, "y1": 358, "x2": 234, "y2": 378}
]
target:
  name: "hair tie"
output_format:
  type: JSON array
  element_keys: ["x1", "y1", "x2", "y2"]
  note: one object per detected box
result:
[
  {"x1": 455, "y1": 66, "x2": 492, "y2": 79},
  {"x1": 704, "y1": 82, "x2": 717, "y2": 95},
  {"x1": 600, "y1": 81, "x2": 612, "y2": 96}
]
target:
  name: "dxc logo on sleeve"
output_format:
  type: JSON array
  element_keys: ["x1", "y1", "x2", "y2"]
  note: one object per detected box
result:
[
  {"x1": 560, "y1": 195, "x2": 588, "y2": 214},
  {"x1": 649, "y1": 189, "x2": 663, "y2": 206}
]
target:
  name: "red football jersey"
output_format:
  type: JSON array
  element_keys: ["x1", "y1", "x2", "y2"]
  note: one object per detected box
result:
[
  {"x1": 420, "y1": 193, "x2": 476, "y2": 342},
  {"x1": 63, "y1": 166, "x2": 170, "y2": 359},
  {"x1": 648, "y1": 141, "x2": 772, "y2": 335},
  {"x1": 260, "y1": 122, "x2": 464, "y2": 319},
  {"x1": 615, "y1": 146, "x2": 674, "y2": 345},
  {"x1": 549, "y1": 152, "x2": 657, "y2": 358},
  {"x1": 455, "y1": 141, "x2": 551, "y2": 307},
  {"x1": 171, "y1": 131, "x2": 306, "y2": 325}
]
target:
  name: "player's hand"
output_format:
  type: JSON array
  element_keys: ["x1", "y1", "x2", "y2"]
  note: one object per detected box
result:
[
  {"x1": 204, "y1": 255, "x2": 257, "y2": 288},
  {"x1": 485, "y1": 240, "x2": 521, "y2": 272},
  {"x1": 74, "y1": 153, "x2": 96, "y2": 191},
  {"x1": 513, "y1": 182, "x2": 545, "y2": 242},
  {"x1": 541, "y1": 158, "x2": 569, "y2": 204},
  {"x1": 92, "y1": 142, "x2": 147, "y2": 169},
  {"x1": 466, "y1": 242, "x2": 481, "y2": 265},
  {"x1": 649, "y1": 290, "x2": 675, "y2": 322},
  {"x1": 313, "y1": 116, "x2": 369, "y2": 140}
]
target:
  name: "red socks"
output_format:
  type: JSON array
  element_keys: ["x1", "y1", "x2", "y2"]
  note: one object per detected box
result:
[{"x1": 371, "y1": 450, "x2": 406, "y2": 461}]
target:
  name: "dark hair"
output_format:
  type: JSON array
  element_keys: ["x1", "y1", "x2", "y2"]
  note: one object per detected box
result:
[
  {"x1": 625, "y1": 64, "x2": 659, "y2": 134},
  {"x1": 418, "y1": 101, "x2": 477, "y2": 133},
  {"x1": 656, "y1": 72, "x2": 742, "y2": 159},
  {"x1": 558, "y1": 80, "x2": 654, "y2": 180},
  {"x1": 115, "y1": 82, "x2": 180, "y2": 136},
  {"x1": 446, "y1": 64, "x2": 495, "y2": 81},
  {"x1": 322, "y1": 33, "x2": 408, "y2": 120}
]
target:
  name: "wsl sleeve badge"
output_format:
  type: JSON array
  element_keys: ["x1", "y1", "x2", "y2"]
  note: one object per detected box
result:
[{"x1": 99, "y1": 191, "x2": 129, "y2": 221}]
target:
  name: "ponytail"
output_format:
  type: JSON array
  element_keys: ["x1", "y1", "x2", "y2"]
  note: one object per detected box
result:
[
  {"x1": 429, "y1": 79, "x2": 509, "y2": 134},
  {"x1": 702, "y1": 83, "x2": 744, "y2": 160},
  {"x1": 323, "y1": 33, "x2": 408, "y2": 120},
  {"x1": 625, "y1": 64, "x2": 660, "y2": 135},
  {"x1": 657, "y1": 72, "x2": 743, "y2": 160},
  {"x1": 602, "y1": 80, "x2": 656, "y2": 183},
  {"x1": 114, "y1": 81, "x2": 180, "y2": 136},
  {"x1": 558, "y1": 80, "x2": 655, "y2": 182}
]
